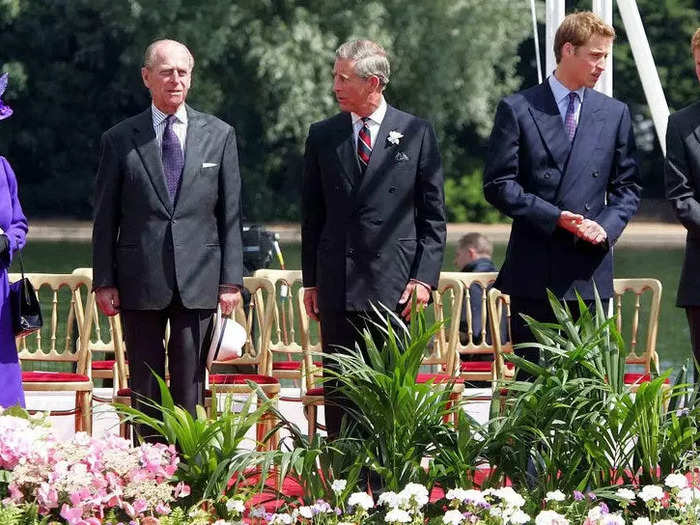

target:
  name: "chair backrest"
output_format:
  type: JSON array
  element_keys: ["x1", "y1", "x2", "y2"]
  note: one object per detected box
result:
[
  {"x1": 425, "y1": 277, "x2": 464, "y2": 374},
  {"x1": 211, "y1": 276, "x2": 276, "y2": 375},
  {"x1": 487, "y1": 287, "x2": 513, "y2": 381},
  {"x1": 9, "y1": 273, "x2": 95, "y2": 376},
  {"x1": 612, "y1": 278, "x2": 662, "y2": 374},
  {"x1": 253, "y1": 269, "x2": 304, "y2": 362},
  {"x1": 440, "y1": 271, "x2": 499, "y2": 362},
  {"x1": 296, "y1": 286, "x2": 323, "y2": 393}
]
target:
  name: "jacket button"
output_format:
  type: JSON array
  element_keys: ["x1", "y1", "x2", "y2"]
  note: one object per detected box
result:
[
  {"x1": 375, "y1": 253, "x2": 381, "y2": 258},
  {"x1": 544, "y1": 172, "x2": 551, "y2": 179},
  {"x1": 347, "y1": 249, "x2": 354, "y2": 256},
  {"x1": 389, "y1": 187, "x2": 397, "y2": 193},
  {"x1": 584, "y1": 203, "x2": 591, "y2": 211},
  {"x1": 592, "y1": 171, "x2": 599, "y2": 177}
]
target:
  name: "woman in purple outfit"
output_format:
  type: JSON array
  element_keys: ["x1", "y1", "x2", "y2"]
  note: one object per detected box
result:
[{"x1": 0, "y1": 72, "x2": 28, "y2": 408}]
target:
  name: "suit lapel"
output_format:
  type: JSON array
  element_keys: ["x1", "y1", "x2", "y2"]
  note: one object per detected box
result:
[
  {"x1": 354, "y1": 105, "x2": 398, "y2": 198},
  {"x1": 334, "y1": 113, "x2": 361, "y2": 189},
  {"x1": 555, "y1": 90, "x2": 605, "y2": 203},
  {"x1": 692, "y1": 122, "x2": 700, "y2": 150},
  {"x1": 529, "y1": 82, "x2": 570, "y2": 174},
  {"x1": 132, "y1": 109, "x2": 173, "y2": 215},
  {"x1": 177, "y1": 106, "x2": 210, "y2": 209}
]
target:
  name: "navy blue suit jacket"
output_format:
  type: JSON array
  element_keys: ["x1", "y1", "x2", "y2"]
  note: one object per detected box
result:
[
  {"x1": 483, "y1": 81, "x2": 641, "y2": 300},
  {"x1": 302, "y1": 105, "x2": 446, "y2": 312}
]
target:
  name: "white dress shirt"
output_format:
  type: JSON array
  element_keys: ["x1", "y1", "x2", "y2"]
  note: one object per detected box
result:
[
  {"x1": 548, "y1": 74, "x2": 585, "y2": 126},
  {"x1": 151, "y1": 103, "x2": 188, "y2": 152},
  {"x1": 351, "y1": 96, "x2": 387, "y2": 149}
]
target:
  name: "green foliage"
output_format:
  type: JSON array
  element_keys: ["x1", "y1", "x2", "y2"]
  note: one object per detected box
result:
[
  {"x1": 115, "y1": 373, "x2": 274, "y2": 507},
  {"x1": 324, "y1": 301, "x2": 459, "y2": 491},
  {"x1": 0, "y1": 503, "x2": 48, "y2": 525},
  {"x1": 444, "y1": 168, "x2": 505, "y2": 223}
]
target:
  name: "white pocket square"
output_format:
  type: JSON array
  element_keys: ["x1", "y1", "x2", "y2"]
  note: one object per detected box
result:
[{"x1": 202, "y1": 162, "x2": 218, "y2": 168}]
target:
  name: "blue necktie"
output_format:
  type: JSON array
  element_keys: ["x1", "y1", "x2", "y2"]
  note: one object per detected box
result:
[
  {"x1": 565, "y1": 92, "x2": 578, "y2": 142},
  {"x1": 162, "y1": 115, "x2": 184, "y2": 201}
]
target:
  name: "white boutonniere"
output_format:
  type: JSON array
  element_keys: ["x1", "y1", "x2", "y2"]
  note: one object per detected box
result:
[{"x1": 387, "y1": 130, "x2": 404, "y2": 145}]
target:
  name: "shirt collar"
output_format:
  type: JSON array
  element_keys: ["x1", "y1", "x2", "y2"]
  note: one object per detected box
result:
[
  {"x1": 151, "y1": 103, "x2": 188, "y2": 127},
  {"x1": 351, "y1": 96, "x2": 387, "y2": 126},
  {"x1": 548, "y1": 74, "x2": 585, "y2": 104}
]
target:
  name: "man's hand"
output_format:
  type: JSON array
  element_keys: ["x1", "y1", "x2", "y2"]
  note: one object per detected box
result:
[
  {"x1": 219, "y1": 290, "x2": 242, "y2": 316},
  {"x1": 576, "y1": 218, "x2": 607, "y2": 245},
  {"x1": 96, "y1": 287, "x2": 120, "y2": 316},
  {"x1": 303, "y1": 288, "x2": 320, "y2": 322},
  {"x1": 398, "y1": 281, "x2": 431, "y2": 320},
  {"x1": 557, "y1": 210, "x2": 584, "y2": 235}
]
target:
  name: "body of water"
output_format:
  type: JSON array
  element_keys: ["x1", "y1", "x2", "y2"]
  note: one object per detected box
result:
[{"x1": 12, "y1": 241, "x2": 692, "y2": 376}]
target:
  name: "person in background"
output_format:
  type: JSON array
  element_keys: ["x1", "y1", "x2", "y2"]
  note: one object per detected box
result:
[
  {"x1": 664, "y1": 28, "x2": 700, "y2": 380},
  {"x1": 0, "y1": 72, "x2": 28, "y2": 408}
]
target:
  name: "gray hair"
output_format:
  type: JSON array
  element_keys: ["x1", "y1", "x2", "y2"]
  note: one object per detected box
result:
[
  {"x1": 335, "y1": 39, "x2": 390, "y2": 87},
  {"x1": 143, "y1": 39, "x2": 195, "y2": 69}
]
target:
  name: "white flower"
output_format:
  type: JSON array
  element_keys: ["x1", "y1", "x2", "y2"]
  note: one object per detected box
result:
[
  {"x1": 298, "y1": 506, "x2": 313, "y2": 519},
  {"x1": 664, "y1": 473, "x2": 688, "y2": 489},
  {"x1": 385, "y1": 508, "x2": 412, "y2": 523},
  {"x1": 588, "y1": 507, "x2": 604, "y2": 522},
  {"x1": 655, "y1": 521, "x2": 679, "y2": 525},
  {"x1": 348, "y1": 491, "x2": 374, "y2": 511},
  {"x1": 398, "y1": 483, "x2": 429, "y2": 509},
  {"x1": 600, "y1": 514, "x2": 625, "y2": 525},
  {"x1": 446, "y1": 488, "x2": 487, "y2": 505},
  {"x1": 387, "y1": 130, "x2": 404, "y2": 145},
  {"x1": 378, "y1": 491, "x2": 400, "y2": 508},
  {"x1": 332, "y1": 479, "x2": 347, "y2": 493},
  {"x1": 677, "y1": 487, "x2": 700, "y2": 505},
  {"x1": 442, "y1": 509, "x2": 465, "y2": 525},
  {"x1": 631, "y1": 518, "x2": 651, "y2": 525},
  {"x1": 491, "y1": 487, "x2": 526, "y2": 508},
  {"x1": 638, "y1": 485, "x2": 665, "y2": 502},
  {"x1": 226, "y1": 499, "x2": 246, "y2": 514},
  {"x1": 268, "y1": 513, "x2": 293, "y2": 525},
  {"x1": 615, "y1": 488, "x2": 636, "y2": 501},
  {"x1": 545, "y1": 490, "x2": 566, "y2": 502},
  {"x1": 509, "y1": 510, "x2": 531, "y2": 524},
  {"x1": 535, "y1": 510, "x2": 569, "y2": 525}
]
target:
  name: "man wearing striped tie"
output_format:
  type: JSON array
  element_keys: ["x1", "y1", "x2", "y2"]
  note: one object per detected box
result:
[{"x1": 301, "y1": 39, "x2": 446, "y2": 439}]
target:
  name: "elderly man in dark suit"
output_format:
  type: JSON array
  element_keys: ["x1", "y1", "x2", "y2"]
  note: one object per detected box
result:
[
  {"x1": 665, "y1": 28, "x2": 700, "y2": 379},
  {"x1": 92, "y1": 39, "x2": 243, "y2": 433},
  {"x1": 483, "y1": 12, "x2": 640, "y2": 379},
  {"x1": 301, "y1": 39, "x2": 446, "y2": 438}
]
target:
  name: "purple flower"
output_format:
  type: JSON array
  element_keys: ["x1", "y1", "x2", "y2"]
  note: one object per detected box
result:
[
  {"x1": 588, "y1": 492, "x2": 597, "y2": 501},
  {"x1": 600, "y1": 502, "x2": 609, "y2": 514},
  {"x1": 573, "y1": 491, "x2": 584, "y2": 501}
]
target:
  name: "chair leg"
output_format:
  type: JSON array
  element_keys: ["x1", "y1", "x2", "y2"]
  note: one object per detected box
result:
[
  {"x1": 306, "y1": 404, "x2": 317, "y2": 438},
  {"x1": 76, "y1": 391, "x2": 93, "y2": 435}
]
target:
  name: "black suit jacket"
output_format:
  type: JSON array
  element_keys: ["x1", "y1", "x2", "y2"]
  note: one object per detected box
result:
[
  {"x1": 665, "y1": 101, "x2": 700, "y2": 306},
  {"x1": 483, "y1": 81, "x2": 641, "y2": 300},
  {"x1": 92, "y1": 105, "x2": 243, "y2": 310},
  {"x1": 302, "y1": 105, "x2": 446, "y2": 312}
]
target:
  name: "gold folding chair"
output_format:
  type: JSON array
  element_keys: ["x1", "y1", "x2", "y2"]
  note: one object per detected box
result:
[
  {"x1": 612, "y1": 278, "x2": 663, "y2": 389},
  {"x1": 487, "y1": 287, "x2": 514, "y2": 384},
  {"x1": 10, "y1": 273, "x2": 95, "y2": 434},
  {"x1": 299, "y1": 287, "x2": 324, "y2": 437},
  {"x1": 207, "y1": 276, "x2": 280, "y2": 449},
  {"x1": 441, "y1": 271, "x2": 500, "y2": 383},
  {"x1": 253, "y1": 269, "x2": 313, "y2": 400}
]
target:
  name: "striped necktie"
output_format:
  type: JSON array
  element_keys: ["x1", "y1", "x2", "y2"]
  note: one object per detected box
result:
[{"x1": 357, "y1": 117, "x2": 372, "y2": 173}]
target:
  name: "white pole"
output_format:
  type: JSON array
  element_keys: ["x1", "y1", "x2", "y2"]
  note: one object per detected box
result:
[
  {"x1": 545, "y1": 0, "x2": 565, "y2": 80},
  {"x1": 530, "y1": 0, "x2": 543, "y2": 84},
  {"x1": 616, "y1": 0, "x2": 670, "y2": 154},
  {"x1": 592, "y1": 0, "x2": 613, "y2": 96}
]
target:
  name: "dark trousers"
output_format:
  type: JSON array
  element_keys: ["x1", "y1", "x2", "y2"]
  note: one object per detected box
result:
[
  {"x1": 121, "y1": 291, "x2": 214, "y2": 442},
  {"x1": 510, "y1": 296, "x2": 593, "y2": 381},
  {"x1": 320, "y1": 309, "x2": 402, "y2": 440},
  {"x1": 685, "y1": 307, "x2": 700, "y2": 381}
]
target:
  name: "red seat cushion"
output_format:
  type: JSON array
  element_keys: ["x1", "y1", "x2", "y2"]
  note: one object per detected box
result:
[
  {"x1": 416, "y1": 373, "x2": 464, "y2": 384},
  {"x1": 305, "y1": 387, "x2": 324, "y2": 396},
  {"x1": 22, "y1": 372, "x2": 90, "y2": 383},
  {"x1": 460, "y1": 361, "x2": 493, "y2": 372},
  {"x1": 624, "y1": 373, "x2": 670, "y2": 385},
  {"x1": 273, "y1": 361, "x2": 323, "y2": 371},
  {"x1": 116, "y1": 388, "x2": 132, "y2": 397},
  {"x1": 209, "y1": 374, "x2": 279, "y2": 385},
  {"x1": 92, "y1": 360, "x2": 116, "y2": 370}
]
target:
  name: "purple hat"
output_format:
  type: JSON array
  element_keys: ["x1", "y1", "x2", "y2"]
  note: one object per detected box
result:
[{"x1": 0, "y1": 73, "x2": 13, "y2": 120}]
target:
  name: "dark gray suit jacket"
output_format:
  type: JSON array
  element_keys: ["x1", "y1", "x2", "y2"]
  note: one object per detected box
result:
[
  {"x1": 92, "y1": 105, "x2": 243, "y2": 310},
  {"x1": 301, "y1": 105, "x2": 446, "y2": 312},
  {"x1": 483, "y1": 81, "x2": 641, "y2": 301},
  {"x1": 665, "y1": 101, "x2": 700, "y2": 307}
]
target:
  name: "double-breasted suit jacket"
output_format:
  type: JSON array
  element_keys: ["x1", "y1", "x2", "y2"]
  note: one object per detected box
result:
[
  {"x1": 92, "y1": 105, "x2": 243, "y2": 308},
  {"x1": 665, "y1": 101, "x2": 700, "y2": 307},
  {"x1": 302, "y1": 105, "x2": 446, "y2": 313},
  {"x1": 483, "y1": 81, "x2": 641, "y2": 301}
]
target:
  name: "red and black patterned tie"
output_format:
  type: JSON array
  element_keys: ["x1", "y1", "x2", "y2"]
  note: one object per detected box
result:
[{"x1": 357, "y1": 117, "x2": 372, "y2": 173}]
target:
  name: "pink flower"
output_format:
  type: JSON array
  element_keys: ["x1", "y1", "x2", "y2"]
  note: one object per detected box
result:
[
  {"x1": 121, "y1": 501, "x2": 136, "y2": 518},
  {"x1": 37, "y1": 482, "x2": 58, "y2": 509},
  {"x1": 60, "y1": 504, "x2": 85, "y2": 525},
  {"x1": 156, "y1": 503, "x2": 171, "y2": 515},
  {"x1": 133, "y1": 498, "x2": 148, "y2": 515},
  {"x1": 174, "y1": 482, "x2": 190, "y2": 498},
  {"x1": 8, "y1": 483, "x2": 23, "y2": 502}
]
